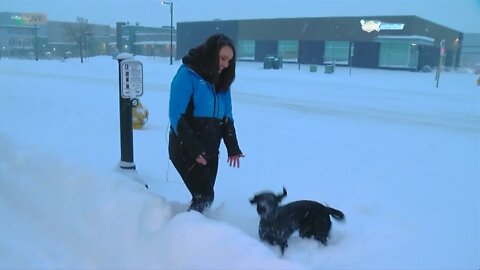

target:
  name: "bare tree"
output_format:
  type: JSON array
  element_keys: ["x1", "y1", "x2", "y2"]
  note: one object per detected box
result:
[{"x1": 65, "y1": 17, "x2": 92, "y2": 63}]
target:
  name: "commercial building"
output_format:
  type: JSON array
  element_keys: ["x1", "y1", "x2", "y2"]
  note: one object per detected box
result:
[
  {"x1": 115, "y1": 23, "x2": 175, "y2": 57},
  {"x1": 460, "y1": 33, "x2": 480, "y2": 68},
  {"x1": 0, "y1": 12, "x2": 112, "y2": 59},
  {"x1": 177, "y1": 16, "x2": 467, "y2": 71},
  {"x1": 0, "y1": 12, "x2": 176, "y2": 59},
  {"x1": 2, "y1": 12, "x2": 477, "y2": 71}
]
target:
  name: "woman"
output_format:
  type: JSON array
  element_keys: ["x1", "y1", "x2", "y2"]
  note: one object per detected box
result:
[{"x1": 168, "y1": 34, "x2": 244, "y2": 213}]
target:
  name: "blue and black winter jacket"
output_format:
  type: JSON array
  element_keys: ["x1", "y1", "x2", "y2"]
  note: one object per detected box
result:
[{"x1": 169, "y1": 64, "x2": 241, "y2": 160}]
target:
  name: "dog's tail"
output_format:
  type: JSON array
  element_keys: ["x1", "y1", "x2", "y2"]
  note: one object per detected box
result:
[{"x1": 326, "y1": 206, "x2": 345, "y2": 222}]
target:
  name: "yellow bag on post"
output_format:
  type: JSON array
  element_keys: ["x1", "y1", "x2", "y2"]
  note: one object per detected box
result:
[{"x1": 132, "y1": 100, "x2": 149, "y2": 129}]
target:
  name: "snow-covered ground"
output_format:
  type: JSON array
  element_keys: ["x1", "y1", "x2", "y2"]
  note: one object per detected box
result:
[{"x1": 1, "y1": 56, "x2": 479, "y2": 269}]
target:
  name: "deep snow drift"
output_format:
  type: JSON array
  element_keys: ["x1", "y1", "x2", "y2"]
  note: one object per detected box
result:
[{"x1": 1, "y1": 56, "x2": 479, "y2": 269}]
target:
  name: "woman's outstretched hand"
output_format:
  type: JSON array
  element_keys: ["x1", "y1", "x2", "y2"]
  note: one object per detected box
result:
[{"x1": 227, "y1": 154, "x2": 245, "y2": 168}]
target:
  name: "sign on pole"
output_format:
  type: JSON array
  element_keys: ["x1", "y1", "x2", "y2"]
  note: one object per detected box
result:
[
  {"x1": 116, "y1": 54, "x2": 147, "y2": 183},
  {"x1": 120, "y1": 59, "x2": 143, "y2": 99},
  {"x1": 440, "y1": 39, "x2": 446, "y2": 56},
  {"x1": 436, "y1": 39, "x2": 446, "y2": 88}
]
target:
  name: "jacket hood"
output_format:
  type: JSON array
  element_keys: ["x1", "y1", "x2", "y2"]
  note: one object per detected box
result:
[
  {"x1": 182, "y1": 47, "x2": 219, "y2": 89},
  {"x1": 182, "y1": 48, "x2": 202, "y2": 67}
]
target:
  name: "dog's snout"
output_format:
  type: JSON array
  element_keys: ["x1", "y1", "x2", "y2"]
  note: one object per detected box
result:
[
  {"x1": 256, "y1": 205, "x2": 266, "y2": 214},
  {"x1": 255, "y1": 200, "x2": 272, "y2": 215},
  {"x1": 250, "y1": 192, "x2": 280, "y2": 217}
]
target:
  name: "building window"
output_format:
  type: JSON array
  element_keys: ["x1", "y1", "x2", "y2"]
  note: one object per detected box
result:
[
  {"x1": 278, "y1": 40, "x2": 298, "y2": 61},
  {"x1": 408, "y1": 44, "x2": 419, "y2": 69},
  {"x1": 379, "y1": 42, "x2": 418, "y2": 68},
  {"x1": 237, "y1": 39, "x2": 255, "y2": 60},
  {"x1": 324, "y1": 41, "x2": 350, "y2": 64}
]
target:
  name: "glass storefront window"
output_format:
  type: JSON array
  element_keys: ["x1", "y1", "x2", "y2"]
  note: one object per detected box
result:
[
  {"x1": 237, "y1": 39, "x2": 255, "y2": 60},
  {"x1": 379, "y1": 42, "x2": 411, "y2": 68},
  {"x1": 408, "y1": 44, "x2": 419, "y2": 69},
  {"x1": 324, "y1": 41, "x2": 350, "y2": 64},
  {"x1": 278, "y1": 40, "x2": 298, "y2": 61}
]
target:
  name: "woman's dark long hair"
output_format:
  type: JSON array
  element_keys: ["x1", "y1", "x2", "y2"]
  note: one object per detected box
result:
[{"x1": 182, "y1": 33, "x2": 236, "y2": 92}]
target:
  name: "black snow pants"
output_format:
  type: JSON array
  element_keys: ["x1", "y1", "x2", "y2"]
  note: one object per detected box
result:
[{"x1": 168, "y1": 130, "x2": 219, "y2": 213}]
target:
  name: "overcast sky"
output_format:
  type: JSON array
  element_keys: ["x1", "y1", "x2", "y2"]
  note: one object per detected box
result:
[{"x1": 1, "y1": 0, "x2": 479, "y2": 33}]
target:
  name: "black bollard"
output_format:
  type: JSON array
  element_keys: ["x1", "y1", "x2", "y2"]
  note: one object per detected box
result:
[{"x1": 117, "y1": 53, "x2": 136, "y2": 170}]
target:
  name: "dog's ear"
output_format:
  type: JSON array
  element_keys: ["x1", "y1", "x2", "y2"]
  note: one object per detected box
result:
[{"x1": 276, "y1": 187, "x2": 287, "y2": 203}]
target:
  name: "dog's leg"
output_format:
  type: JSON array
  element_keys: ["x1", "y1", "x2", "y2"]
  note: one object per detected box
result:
[
  {"x1": 314, "y1": 234, "x2": 328, "y2": 245},
  {"x1": 299, "y1": 226, "x2": 315, "y2": 239},
  {"x1": 280, "y1": 242, "x2": 288, "y2": 255}
]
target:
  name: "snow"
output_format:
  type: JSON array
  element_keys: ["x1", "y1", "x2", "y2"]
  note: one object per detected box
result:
[{"x1": 1, "y1": 56, "x2": 479, "y2": 269}]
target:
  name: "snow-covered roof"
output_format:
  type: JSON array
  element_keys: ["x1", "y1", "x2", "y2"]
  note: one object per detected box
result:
[
  {"x1": 133, "y1": 41, "x2": 175, "y2": 45},
  {"x1": 48, "y1": 42, "x2": 77, "y2": 45},
  {"x1": 135, "y1": 33, "x2": 171, "y2": 37},
  {"x1": 374, "y1": 35, "x2": 435, "y2": 45},
  {"x1": 375, "y1": 35, "x2": 435, "y2": 42},
  {"x1": 9, "y1": 46, "x2": 34, "y2": 49}
]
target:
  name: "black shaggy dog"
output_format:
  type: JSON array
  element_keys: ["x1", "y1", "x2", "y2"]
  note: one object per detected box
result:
[{"x1": 249, "y1": 187, "x2": 345, "y2": 255}]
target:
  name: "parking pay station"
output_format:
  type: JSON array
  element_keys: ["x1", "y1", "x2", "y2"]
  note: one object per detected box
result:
[{"x1": 117, "y1": 53, "x2": 143, "y2": 170}]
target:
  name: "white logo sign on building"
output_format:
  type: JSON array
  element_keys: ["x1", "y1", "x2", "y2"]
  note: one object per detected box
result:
[{"x1": 361, "y1": 20, "x2": 405, "y2": 33}]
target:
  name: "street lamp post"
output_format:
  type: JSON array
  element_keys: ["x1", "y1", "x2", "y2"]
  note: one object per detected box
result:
[{"x1": 162, "y1": 1, "x2": 173, "y2": 65}]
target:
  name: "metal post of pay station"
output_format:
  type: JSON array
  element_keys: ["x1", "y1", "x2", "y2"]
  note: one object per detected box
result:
[{"x1": 117, "y1": 53, "x2": 143, "y2": 170}]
